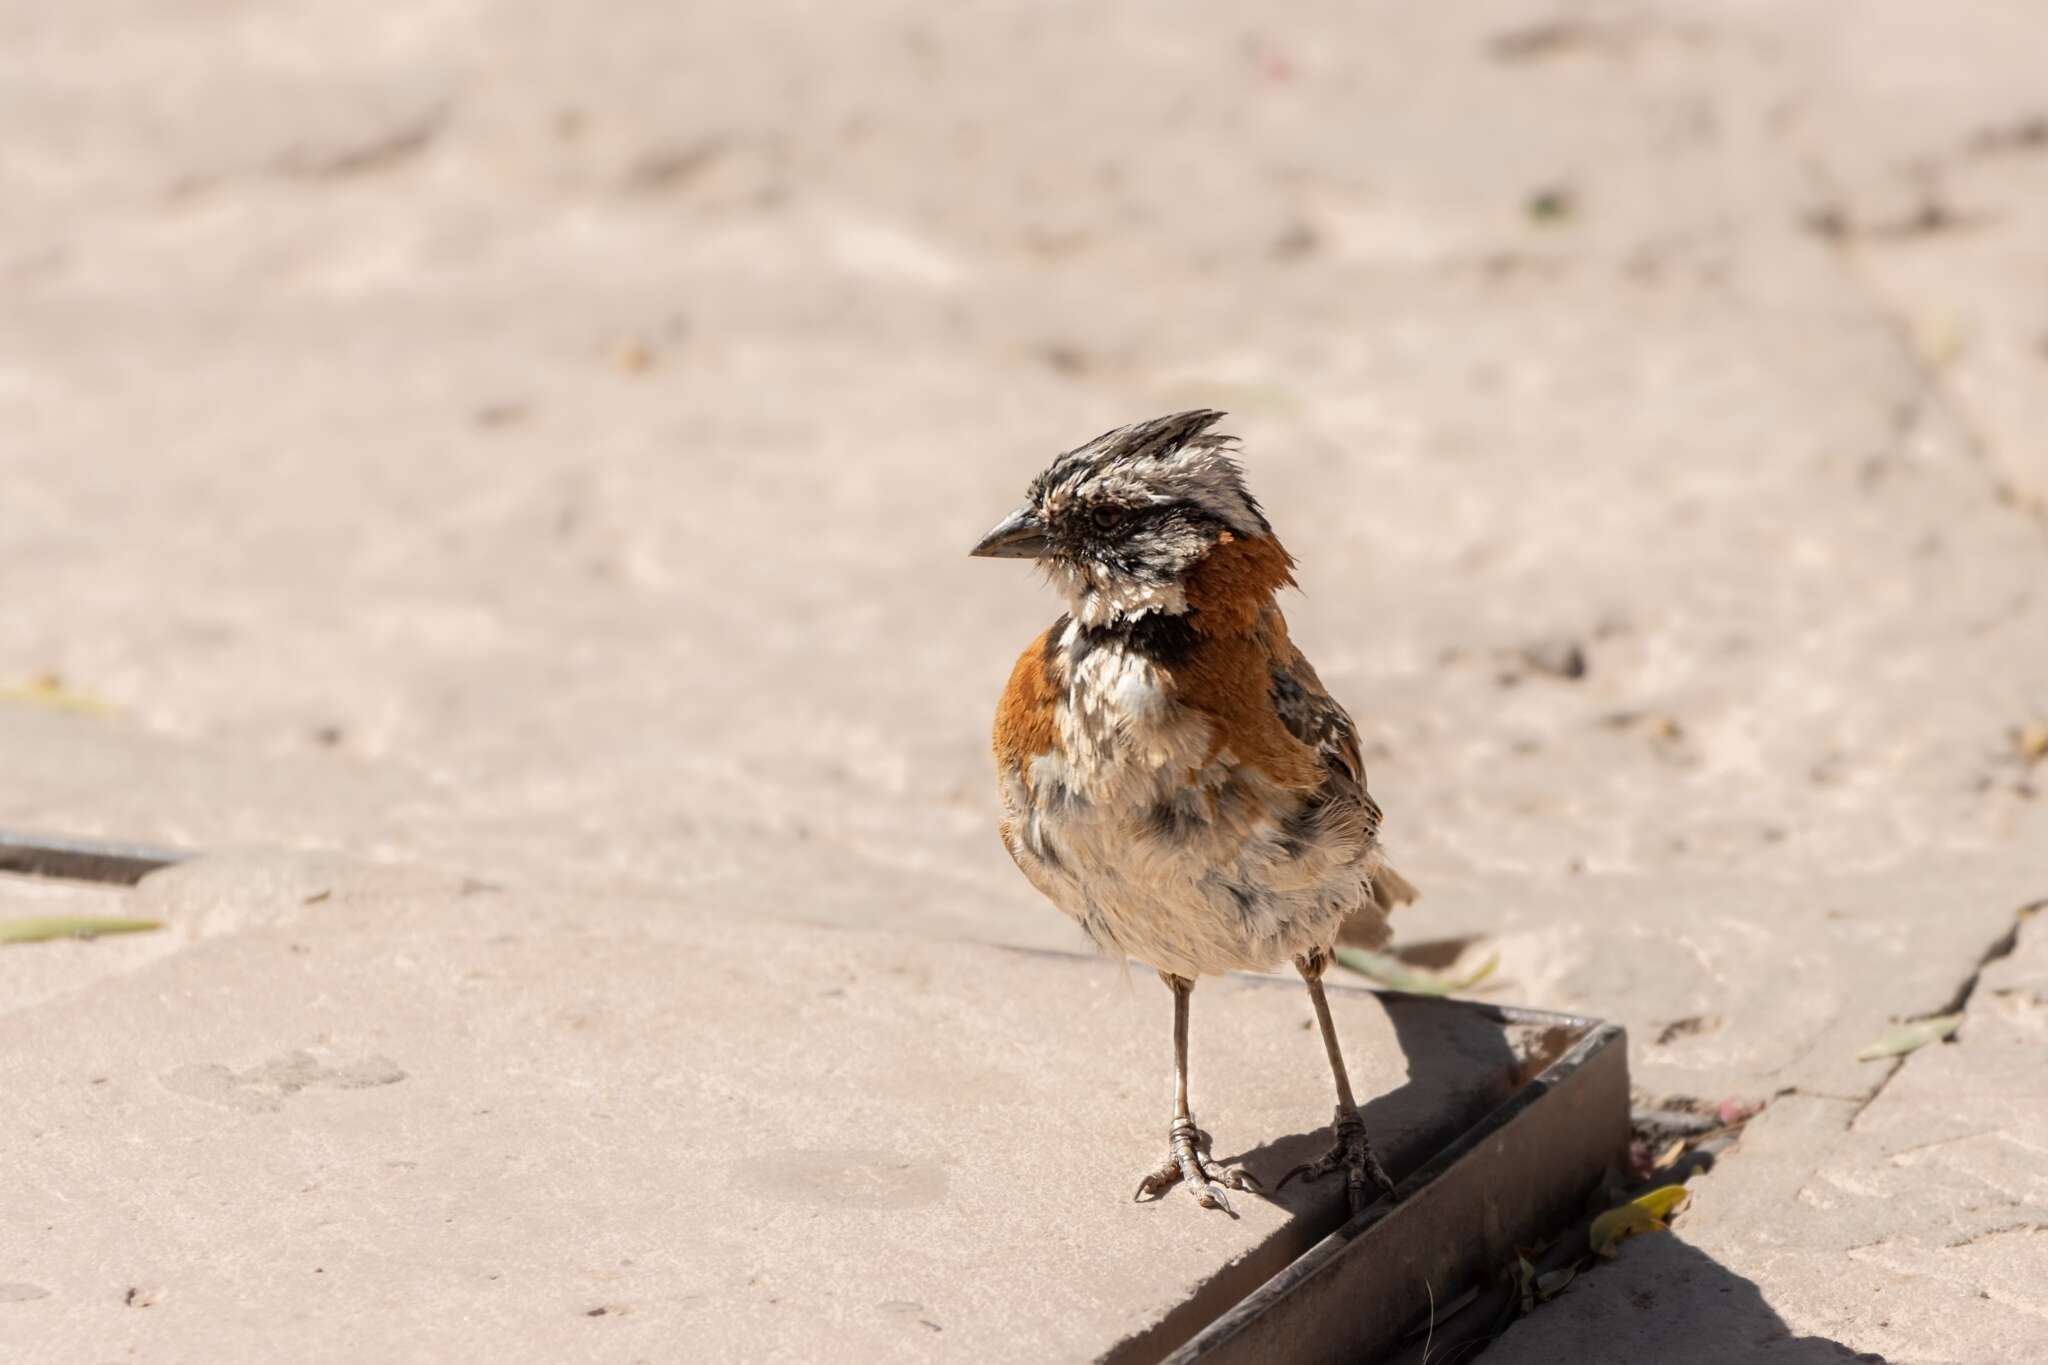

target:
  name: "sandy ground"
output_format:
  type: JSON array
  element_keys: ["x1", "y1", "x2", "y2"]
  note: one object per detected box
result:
[{"x1": 3, "y1": 1, "x2": 2046, "y2": 1361}]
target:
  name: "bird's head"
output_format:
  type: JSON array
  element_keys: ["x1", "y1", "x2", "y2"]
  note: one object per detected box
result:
[{"x1": 971, "y1": 410, "x2": 1278, "y2": 626}]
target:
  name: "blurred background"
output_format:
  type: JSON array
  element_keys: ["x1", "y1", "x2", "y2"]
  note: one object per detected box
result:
[
  {"x1": 5, "y1": 0, "x2": 2042, "y2": 935},
  {"x1": 4, "y1": 1, "x2": 2047, "y2": 1355}
]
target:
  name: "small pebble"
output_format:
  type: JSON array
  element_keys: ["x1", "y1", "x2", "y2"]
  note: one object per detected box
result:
[{"x1": 1520, "y1": 638, "x2": 1588, "y2": 680}]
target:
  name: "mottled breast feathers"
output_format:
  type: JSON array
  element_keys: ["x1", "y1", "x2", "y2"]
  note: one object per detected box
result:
[
  {"x1": 991, "y1": 529, "x2": 1382, "y2": 877},
  {"x1": 987, "y1": 475, "x2": 1414, "y2": 973}
]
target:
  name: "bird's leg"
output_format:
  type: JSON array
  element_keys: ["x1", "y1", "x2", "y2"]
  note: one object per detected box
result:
[
  {"x1": 1133, "y1": 972, "x2": 1259, "y2": 1215},
  {"x1": 1277, "y1": 949, "x2": 1398, "y2": 1216}
]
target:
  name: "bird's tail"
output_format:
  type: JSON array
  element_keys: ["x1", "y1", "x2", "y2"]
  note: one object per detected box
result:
[
  {"x1": 1370, "y1": 861, "x2": 1419, "y2": 912},
  {"x1": 1336, "y1": 860, "x2": 1419, "y2": 949}
]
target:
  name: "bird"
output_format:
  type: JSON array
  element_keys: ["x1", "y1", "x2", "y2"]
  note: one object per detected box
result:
[{"x1": 972, "y1": 409, "x2": 1418, "y2": 1217}]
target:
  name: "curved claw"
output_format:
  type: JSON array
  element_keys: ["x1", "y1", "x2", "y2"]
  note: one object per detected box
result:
[
  {"x1": 1134, "y1": 1164, "x2": 1179, "y2": 1202},
  {"x1": 1134, "y1": 1119, "x2": 1255, "y2": 1215},
  {"x1": 1277, "y1": 1111, "x2": 1399, "y2": 1213}
]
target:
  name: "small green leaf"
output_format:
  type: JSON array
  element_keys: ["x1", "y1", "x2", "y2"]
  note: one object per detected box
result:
[
  {"x1": 1535, "y1": 1259, "x2": 1584, "y2": 1300},
  {"x1": 1856, "y1": 1013, "x2": 1963, "y2": 1061},
  {"x1": 0, "y1": 916, "x2": 163, "y2": 945},
  {"x1": 1334, "y1": 947, "x2": 1499, "y2": 996},
  {"x1": 1526, "y1": 186, "x2": 1576, "y2": 224}
]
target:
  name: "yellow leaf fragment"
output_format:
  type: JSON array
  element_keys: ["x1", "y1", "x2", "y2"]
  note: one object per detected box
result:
[
  {"x1": 1856, "y1": 1012, "x2": 1963, "y2": 1062},
  {"x1": 0, "y1": 673, "x2": 118, "y2": 716},
  {"x1": 1633, "y1": 1185, "x2": 1691, "y2": 1220},
  {"x1": 1589, "y1": 1205, "x2": 1662, "y2": 1257},
  {"x1": 0, "y1": 916, "x2": 163, "y2": 945},
  {"x1": 1911, "y1": 312, "x2": 1969, "y2": 370},
  {"x1": 1589, "y1": 1185, "x2": 1690, "y2": 1257},
  {"x1": 2017, "y1": 723, "x2": 2048, "y2": 766},
  {"x1": 613, "y1": 341, "x2": 657, "y2": 373}
]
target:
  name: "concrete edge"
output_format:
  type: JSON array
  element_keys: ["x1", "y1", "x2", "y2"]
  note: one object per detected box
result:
[{"x1": 1155, "y1": 1017, "x2": 1631, "y2": 1365}]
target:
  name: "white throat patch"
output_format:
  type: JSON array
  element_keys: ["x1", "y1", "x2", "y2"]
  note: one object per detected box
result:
[{"x1": 1045, "y1": 559, "x2": 1191, "y2": 627}]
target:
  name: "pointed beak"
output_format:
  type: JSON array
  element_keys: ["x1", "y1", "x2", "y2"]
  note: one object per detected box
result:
[{"x1": 970, "y1": 505, "x2": 1051, "y2": 559}]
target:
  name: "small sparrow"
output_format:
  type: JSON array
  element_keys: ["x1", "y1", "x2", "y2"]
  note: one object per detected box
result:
[{"x1": 974, "y1": 410, "x2": 1417, "y2": 1216}]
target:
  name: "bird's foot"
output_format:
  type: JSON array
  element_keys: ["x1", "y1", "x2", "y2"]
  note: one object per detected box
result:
[
  {"x1": 1276, "y1": 1107, "x2": 1397, "y2": 1217},
  {"x1": 1134, "y1": 1117, "x2": 1259, "y2": 1216}
]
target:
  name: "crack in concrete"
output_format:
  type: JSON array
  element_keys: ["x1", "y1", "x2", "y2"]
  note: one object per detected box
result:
[
  {"x1": 1931, "y1": 912, "x2": 2030, "y2": 1017},
  {"x1": 1814, "y1": 204, "x2": 2048, "y2": 538},
  {"x1": 1885, "y1": 1129, "x2": 2000, "y2": 1160},
  {"x1": 1847, "y1": 902, "x2": 2040, "y2": 1129},
  {"x1": 1943, "y1": 1221, "x2": 2047, "y2": 1249},
  {"x1": 274, "y1": 103, "x2": 450, "y2": 181}
]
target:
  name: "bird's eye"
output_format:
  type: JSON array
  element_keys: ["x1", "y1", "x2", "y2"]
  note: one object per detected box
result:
[{"x1": 1090, "y1": 506, "x2": 1125, "y2": 532}]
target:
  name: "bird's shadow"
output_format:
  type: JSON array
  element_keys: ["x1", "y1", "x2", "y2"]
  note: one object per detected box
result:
[
  {"x1": 1192, "y1": 978, "x2": 1887, "y2": 1365},
  {"x1": 1106, "y1": 977, "x2": 1531, "y2": 1364},
  {"x1": 1211, "y1": 976, "x2": 1529, "y2": 1231}
]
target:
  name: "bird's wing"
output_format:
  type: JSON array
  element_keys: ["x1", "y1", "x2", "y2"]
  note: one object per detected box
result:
[
  {"x1": 1266, "y1": 635, "x2": 1381, "y2": 842},
  {"x1": 1265, "y1": 624, "x2": 1418, "y2": 916}
]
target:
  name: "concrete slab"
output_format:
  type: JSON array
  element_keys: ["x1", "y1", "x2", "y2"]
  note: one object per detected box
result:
[
  {"x1": 1485, "y1": 905, "x2": 2048, "y2": 1365},
  {"x1": 1, "y1": 872, "x2": 166, "y2": 1016},
  {"x1": 1470, "y1": 1230, "x2": 1888, "y2": 1365},
  {"x1": 4, "y1": 856, "x2": 1565, "y2": 1364}
]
